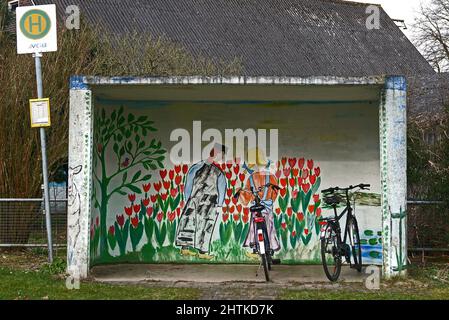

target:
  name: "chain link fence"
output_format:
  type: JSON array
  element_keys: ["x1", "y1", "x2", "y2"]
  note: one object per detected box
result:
[
  {"x1": 1, "y1": 190, "x2": 448, "y2": 256},
  {"x1": 0, "y1": 186, "x2": 67, "y2": 247},
  {"x1": 408, "y1": 201, "x2": 449, "y2": 258}
]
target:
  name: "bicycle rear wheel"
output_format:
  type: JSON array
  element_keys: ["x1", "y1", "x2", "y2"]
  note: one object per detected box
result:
[
  {"x1": 261, "y1": 253, "x2": 270, "y2": 282},
  {"x1": 321, "y1": 223, "x2": 342, "y2": 282},
  {"x1": 349, "y1": 217, "x2": 362, "y2": 272},
  {"x1": 262, "y1": 225, "x2": 273, "y2": 271}
]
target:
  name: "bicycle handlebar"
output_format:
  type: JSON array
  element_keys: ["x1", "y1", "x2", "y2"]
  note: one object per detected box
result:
[{"x1": 321, "y1": 183, "x2": 371, "y2": 194}]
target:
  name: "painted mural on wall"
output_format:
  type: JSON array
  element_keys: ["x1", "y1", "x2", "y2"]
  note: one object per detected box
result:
[{"x1": 90, "y1": 105, "x2": 383, "y2": 265}]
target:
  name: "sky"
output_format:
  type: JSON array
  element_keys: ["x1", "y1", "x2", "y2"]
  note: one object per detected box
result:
[{"x1": 347, "y1": 0, "x2": 431, "y2": 40}]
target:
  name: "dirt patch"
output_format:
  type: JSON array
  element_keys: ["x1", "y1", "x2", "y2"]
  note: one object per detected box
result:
[{"x1": 0, "y1": 248, "x2": 65, "y2": 271}]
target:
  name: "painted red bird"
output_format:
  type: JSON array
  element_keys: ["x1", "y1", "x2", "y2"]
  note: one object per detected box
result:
[{"x1": 121, "y1": 157, "x2": 130, "y2": 168}]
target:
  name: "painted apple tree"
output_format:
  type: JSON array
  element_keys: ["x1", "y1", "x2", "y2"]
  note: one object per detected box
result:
[{"x1": 92, "y1": 106, "x2": 166, "y2": 257}]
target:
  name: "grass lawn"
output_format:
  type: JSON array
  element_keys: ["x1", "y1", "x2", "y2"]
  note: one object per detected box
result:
[
  {"x1": 0, "y1": 267, "x2": 200, "y2": 300},
  {"x1": 282, "y1": 263, "x2": 449, "y2": 300},
  {"x1": 1, "y1": 249, "x2": 448, "y2": 300},
  {"x1": 281, "y1": 286, "x2": 449, "y2": 300},
  {"x1": 0, "y1": 249, "x2": 199, "y2": 300}
]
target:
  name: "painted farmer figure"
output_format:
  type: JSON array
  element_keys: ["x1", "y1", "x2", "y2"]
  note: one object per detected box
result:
[
  {"x1": 239, "y1": 148, "x2": 280, "y2": 259},
  {"x1": 176, "y1": 144, "x2": 227, "y2": 259}
]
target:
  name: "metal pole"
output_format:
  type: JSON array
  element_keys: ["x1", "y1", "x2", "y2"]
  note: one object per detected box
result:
[{"x1": 33, "y1": 52, "x2": 53, "y2": 263}]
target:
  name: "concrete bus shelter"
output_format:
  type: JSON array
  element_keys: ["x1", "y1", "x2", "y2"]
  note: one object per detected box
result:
[{"x1": 67, "y1": 76, "x2": 407, "y2": 279}]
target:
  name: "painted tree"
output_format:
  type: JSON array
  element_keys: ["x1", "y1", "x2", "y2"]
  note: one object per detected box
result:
[{"x1": 93, "y1": 106, "x2": 166, "y2": 257}]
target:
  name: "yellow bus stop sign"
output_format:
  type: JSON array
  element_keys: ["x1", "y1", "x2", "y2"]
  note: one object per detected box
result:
[{"x1": 20, "y1": 9, "x2": 51, "y2": 40}]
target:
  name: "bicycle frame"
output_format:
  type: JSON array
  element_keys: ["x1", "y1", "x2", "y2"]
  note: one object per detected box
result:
[
  {"x1": 253, "y1": 213, "x2": 268, "y2": 255},
  {"x1": 320, "y1": 183, "x2": 369, "y2": 281},
  {"x1": 250, "y1": 193, "x2": 270, "y2": 256},
  {"x1": 322, "y1": 190, "x2": 356, "y2": 253},
  {"x1": 235, "y1": 184, "x2": 278, "y2": 259}
]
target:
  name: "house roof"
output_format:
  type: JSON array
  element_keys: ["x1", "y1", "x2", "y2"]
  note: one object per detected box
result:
[
  {"x1": 29, "y1": 0, "x2": 434, "y2": 77},
  {"x1": 408, "y1": 73, "x2": 449, "y2": 119},
  {"x1": 7, "y1": 0, "x2": 442, "y2": 117}
]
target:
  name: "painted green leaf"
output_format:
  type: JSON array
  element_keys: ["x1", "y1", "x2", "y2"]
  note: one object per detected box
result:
[
  {"x1": 169, "y1": 193, "x2": 180, "y2": 211},
  {"x1": 279, "y1": 194, "x2": 289, "y2": 213},
  {"x1": 302, "y1": 190, "x2": 312, "y2": 214},
  {"x1": 126, "y1": 184, "x2": 142, "y2": 194},
  {"x1": 127, "y1": 141, "x2": 133, "y2": 152},
  {"x1": 159, "y1": 222, "x2": 167, "y2": 247},
  {"x1": 132, "y1": 171, "x2": 141, "y2": 182},
  {"x1": 219, "y1": 222, "x2": 226, "y2": 242},
  {"x1": 234, "y1": 222, "x2": 243, "y2": 242},
  {"x1": 144, "y1": 217, "x2": 154, "y2": 243},
  {"x1": 288, "y1": 219, "x2": 294, "y2": 233},
  {"x1": 290, "y1": 195, "x2": 301, "y2": 213},
  {"x1": 168, "y1": 220, "x2": 177, "y2": 245},
  {"x1": 130, "y1": 222, "x2": 144, "y2": 251},
  {"x1": 290, "y1": 233, "x2": 297, "y2": 249},
  {"x1": 295, "y1": 219, "x2": 305, "y2": 236},
  {"x1": 301, "y1": 233, "x2": 312, "y2": 246},
  {"x1": 108, "y1": 231, "x2": 117, "y2": 250},
  {"x1": 128, "y1": 113, "x2": 135, "y2": 122},
  {"x1": 315, "y1": 219, "x2": 321, "y2": 235},
  {"x1": 281, "y1": 230, "x2": 288, "y2": 249},
  {"x1": 241, "y1": 223, "x2": 249, "y2": 245},
  {"x1": 311, "y1": 177, "x2": 321, "y2": 194}
]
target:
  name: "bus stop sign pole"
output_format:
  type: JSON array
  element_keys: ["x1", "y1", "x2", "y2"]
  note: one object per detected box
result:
[
  {"x1": 16, "y1": 4, "x2": 58, "y2": 264},
  {"x1": 33, "y1": 52, "x2": 53, "y2": 263}
]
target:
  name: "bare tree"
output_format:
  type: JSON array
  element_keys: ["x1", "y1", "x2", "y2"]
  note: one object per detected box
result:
[{"x1": 413, "y1": 0, "x2": 449, "y2": 72}]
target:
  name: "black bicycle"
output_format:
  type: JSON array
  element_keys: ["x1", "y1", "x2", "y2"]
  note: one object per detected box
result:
[
  {"x1": 234, "y1": 183, "x2": 281, "y2": 282},
  {"x1": 319, "y1": 183, "x2": 370, "y2": 282}
]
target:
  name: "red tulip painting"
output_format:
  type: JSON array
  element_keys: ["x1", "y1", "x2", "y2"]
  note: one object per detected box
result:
[
  {"x1": 103, "y1": 162, "x2": 190, "y2": 259},
  {"x1": 274, "y1": 157, "x2": 322, "y2": 249},
  {"x1": 90, "y1": 111, "x2": 325, "y2": 266}
]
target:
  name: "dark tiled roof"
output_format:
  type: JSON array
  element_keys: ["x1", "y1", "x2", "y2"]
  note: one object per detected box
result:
[{"x1": 29, "y1": 0, "x2": 434, "y2": 77}]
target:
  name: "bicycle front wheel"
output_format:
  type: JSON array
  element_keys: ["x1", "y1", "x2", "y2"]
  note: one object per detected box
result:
[
  {"x1": 349, "y1": 217, "x2": 362, "y2": 272},
  {"x1": 321, "y1": 223, "x2": 342, "y2": 282}
]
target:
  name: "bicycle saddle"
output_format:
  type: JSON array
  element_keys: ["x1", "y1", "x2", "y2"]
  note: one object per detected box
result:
[{"x1": 323, "y1": 194, "x2": 342, "y2": 206}]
